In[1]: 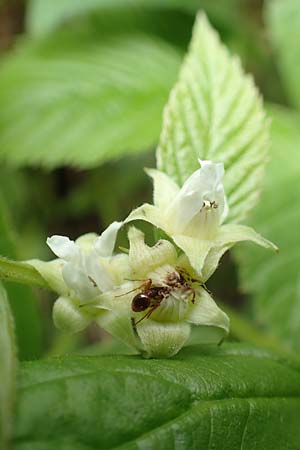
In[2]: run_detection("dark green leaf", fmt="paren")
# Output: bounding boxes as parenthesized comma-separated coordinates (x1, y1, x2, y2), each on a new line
(0, 284, 17, 450)
(0, 190, 43, 360)
(12, 344, 300, 450)
(234, 105, 300, 350)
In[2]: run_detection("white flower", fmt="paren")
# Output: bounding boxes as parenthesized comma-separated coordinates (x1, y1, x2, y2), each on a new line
(95, 227, 230, 358)
(28, 221, 127, 332)
(126, 160, 277, 279)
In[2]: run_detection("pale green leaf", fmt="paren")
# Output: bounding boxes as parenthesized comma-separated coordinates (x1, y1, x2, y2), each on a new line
(157, 13, 269, 223)
(0, 31, 181, 169)
(0, 284, 17, 450)
(234, 104, 300, 350)
(11, 344, 300, 449)
(265, 0, 300, 108)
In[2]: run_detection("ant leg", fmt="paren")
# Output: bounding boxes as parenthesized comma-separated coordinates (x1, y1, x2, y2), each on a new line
(191, 288, 196, 304)
(135, 304, 160, 325)
(114, 280, 152, 298)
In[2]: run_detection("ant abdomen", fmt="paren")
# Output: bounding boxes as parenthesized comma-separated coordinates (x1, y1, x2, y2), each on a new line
(131, 293, 151, 312)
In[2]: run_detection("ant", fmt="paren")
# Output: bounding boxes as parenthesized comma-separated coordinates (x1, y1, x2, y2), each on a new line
(129, 267, 204, 326)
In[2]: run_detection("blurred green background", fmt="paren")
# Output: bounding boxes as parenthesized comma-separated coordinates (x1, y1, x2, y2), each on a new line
(0, 0, 299, 360)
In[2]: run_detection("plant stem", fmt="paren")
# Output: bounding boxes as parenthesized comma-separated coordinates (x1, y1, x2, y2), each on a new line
(0, 257, 49, 290)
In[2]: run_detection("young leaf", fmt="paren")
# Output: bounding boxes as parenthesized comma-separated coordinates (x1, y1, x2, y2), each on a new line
(265, 0, 300, 108)
(0, 31, 181, 169)
(0, 284, 17, 450)
(12, 344, 300, 450)
(157, 13, 269, 223)
(234, 105, 300, 350)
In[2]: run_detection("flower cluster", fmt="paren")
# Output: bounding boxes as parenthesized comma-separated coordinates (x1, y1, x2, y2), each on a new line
(29, 160, 277, 358)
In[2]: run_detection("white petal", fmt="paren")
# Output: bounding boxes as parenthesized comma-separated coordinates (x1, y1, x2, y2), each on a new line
(145, 168, 179, 210)
(172, 235, 212, 277)
(128, 227, 177, 277)
(136, 320, 191, 358)
(47, 235, 81, 263)
(167, 160, 228, 233)
(186, 288, 230, 338)
(75, 233, 98, 252)
(62, 263, 98, 301)
(53, 296, 92, 333)
(84, 251, 114, 292)
(94, 221, 123, 257)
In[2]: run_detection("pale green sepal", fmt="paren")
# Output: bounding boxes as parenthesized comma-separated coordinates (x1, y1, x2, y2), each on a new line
(201, 244, 231, 282)
(128, 227, 177, 277)
(136, 320, 191, 358)
(145, 168, 179, 210)
(215, 224, 278, 251)
(125, 204, 164, 230)
(27, 259, 67, 296)
(186, 288, 230, 339)
(96, 292, 141, 352)
(201, 225, 278, 282)
(53, 297, 92, 333)
(189, 325, 227, 345)
(172, 235, 212, 277)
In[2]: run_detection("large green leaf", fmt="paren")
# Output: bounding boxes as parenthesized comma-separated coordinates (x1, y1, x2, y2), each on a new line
(265, 0, 300, 108)
(234, 105, 300, 350)
(0, 284, 17, 450)
(0, 31, 181, 169)
(12, 343, 300, 450)
(26, 0, 240, 37)
(157, 14, 269, 223)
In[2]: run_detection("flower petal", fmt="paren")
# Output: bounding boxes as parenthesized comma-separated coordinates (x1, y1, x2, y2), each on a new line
(84, 251, 114, 292)
(172, 235, 212, 277)
(53, 296, 92, 333)
(62, 263, 98, 301)
(186, 288, 230, 339)
(128, 227, 177, 277)
(145, 168, 179, 210)
(94, 221, 123, 257)
(167, 160, 228, 233)
(47, 235, 81, 263)
(136, 320, 191, 358)
(75, 233, 98, 252)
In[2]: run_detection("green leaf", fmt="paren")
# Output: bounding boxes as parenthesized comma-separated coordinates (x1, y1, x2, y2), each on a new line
(0, 284, 17, 450)
(157, 13, 269, 223)
(234, 105, 300, 350)
(12, 344, 300, 450)
(0, 31, 181, 169)
(0, 190, 44, 360)
(265, 0, 300, 108)
(26, 0, 238, 37)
